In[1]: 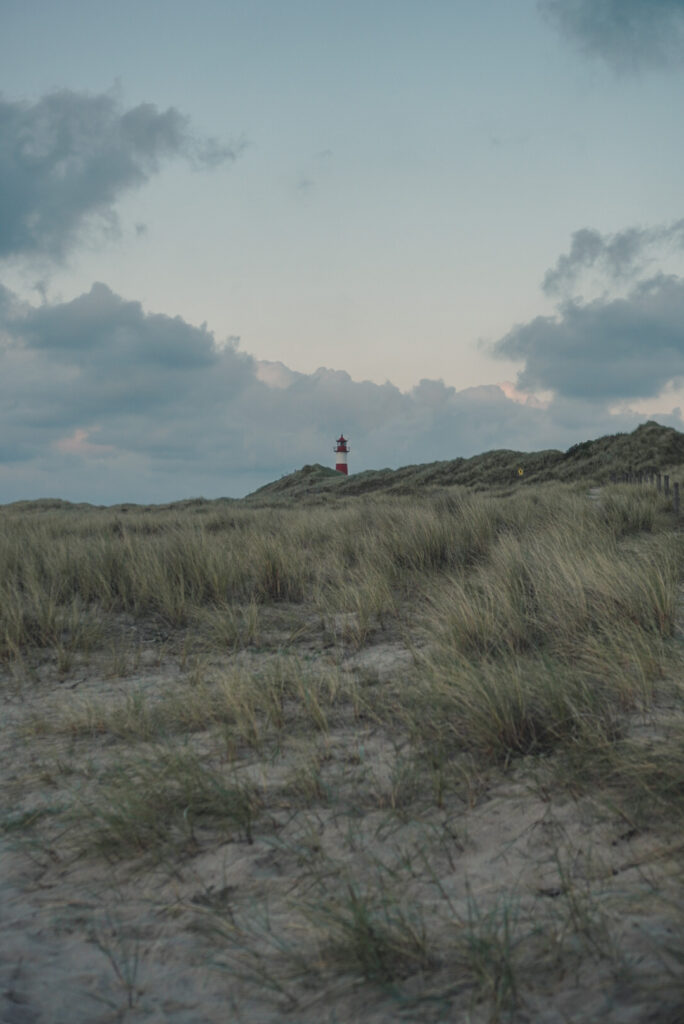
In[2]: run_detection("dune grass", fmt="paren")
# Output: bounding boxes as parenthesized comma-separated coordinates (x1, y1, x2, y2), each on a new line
(3, 481, 682, 791)
(1, 481, 673, 654)
(2, 477, 684, 1021)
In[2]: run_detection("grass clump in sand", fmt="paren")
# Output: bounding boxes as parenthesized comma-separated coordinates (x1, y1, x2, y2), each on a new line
(402, 498, 680, 769)
(71, 746, 262, 858)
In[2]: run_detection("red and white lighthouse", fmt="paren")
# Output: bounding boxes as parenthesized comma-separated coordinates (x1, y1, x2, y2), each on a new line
(334, 434, 350, 474)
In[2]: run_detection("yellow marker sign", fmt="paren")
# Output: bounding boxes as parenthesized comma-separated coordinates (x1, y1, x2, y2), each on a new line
(517, 467, 524, 477)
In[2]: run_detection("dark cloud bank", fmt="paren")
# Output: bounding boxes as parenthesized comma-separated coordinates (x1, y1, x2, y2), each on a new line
(539, 0, 684, 71)
(496, 274, 684, 401)
(0, 90, 240, 262)
(0, 278, 676, 504)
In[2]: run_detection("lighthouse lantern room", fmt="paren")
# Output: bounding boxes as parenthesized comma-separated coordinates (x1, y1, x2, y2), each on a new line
(334, 434, 350, 474)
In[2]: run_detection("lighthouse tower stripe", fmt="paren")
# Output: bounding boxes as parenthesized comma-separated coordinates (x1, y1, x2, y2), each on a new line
(334, 434, 349, 474)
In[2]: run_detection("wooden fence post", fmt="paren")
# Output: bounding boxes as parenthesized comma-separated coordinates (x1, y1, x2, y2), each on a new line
(657, 474, 662, 493)
(665, 474, 670, 496)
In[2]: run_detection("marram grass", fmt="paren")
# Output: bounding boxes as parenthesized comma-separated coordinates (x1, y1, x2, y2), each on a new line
(3, 479, 684, 1021)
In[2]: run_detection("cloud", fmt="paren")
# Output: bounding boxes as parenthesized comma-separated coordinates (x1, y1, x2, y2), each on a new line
(293, 149, 333, 199)
(543, 222, 684, 295)
(0, 89, 241, 262)
(539, 0, 684, 71)
(2, 282, 254, 444)
(54, 428, 115, 456)
(255, 360, 303, 389)
(495, 273, 684, 400)
(0, 279, 675, 503)
(498, 381, 549, 409)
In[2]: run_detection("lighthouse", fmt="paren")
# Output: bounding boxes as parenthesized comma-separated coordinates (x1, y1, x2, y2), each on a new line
(334, 434, 350, 474)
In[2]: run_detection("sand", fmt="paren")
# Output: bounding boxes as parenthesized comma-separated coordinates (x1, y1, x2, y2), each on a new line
(2, 629, 683, 1023)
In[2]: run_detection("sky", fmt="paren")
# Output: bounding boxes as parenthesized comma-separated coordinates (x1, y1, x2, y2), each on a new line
(3, 0, 684, 502)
